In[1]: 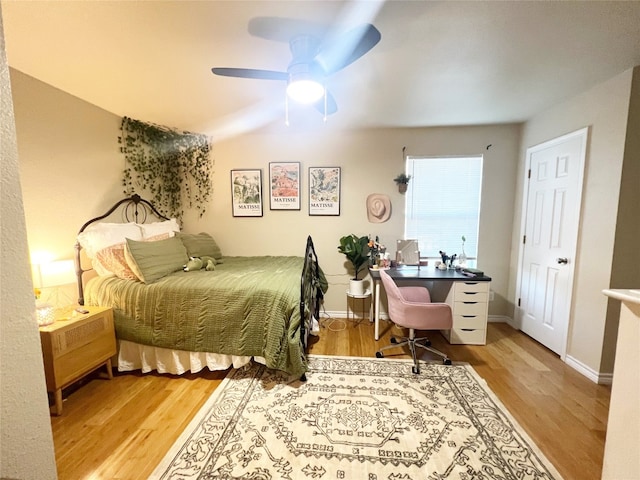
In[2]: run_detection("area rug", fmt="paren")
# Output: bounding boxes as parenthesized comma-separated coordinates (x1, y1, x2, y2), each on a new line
(151, 355, 563, 479)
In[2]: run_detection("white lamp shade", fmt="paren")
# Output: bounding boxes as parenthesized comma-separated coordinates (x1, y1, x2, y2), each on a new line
(33, 259, 76, 288)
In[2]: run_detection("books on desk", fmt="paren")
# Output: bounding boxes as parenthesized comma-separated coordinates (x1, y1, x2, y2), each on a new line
(461, 267, 484, 277)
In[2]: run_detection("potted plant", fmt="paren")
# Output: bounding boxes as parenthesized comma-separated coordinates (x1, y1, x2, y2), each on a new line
(394, 173, 411, 193)
(338, 234, 371, 294)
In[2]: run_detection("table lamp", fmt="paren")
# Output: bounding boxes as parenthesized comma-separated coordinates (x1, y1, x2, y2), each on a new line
(32, 259, 76, 325)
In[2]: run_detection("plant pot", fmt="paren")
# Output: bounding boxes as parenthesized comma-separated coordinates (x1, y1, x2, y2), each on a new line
(398, 183, 408, 194)
(349, 279, 365, 295)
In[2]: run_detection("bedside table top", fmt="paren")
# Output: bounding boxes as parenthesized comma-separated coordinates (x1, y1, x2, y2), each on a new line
(39, 305, 112, 332)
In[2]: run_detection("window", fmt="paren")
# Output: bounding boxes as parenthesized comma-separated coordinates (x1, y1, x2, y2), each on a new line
(404, 155, 483, 264)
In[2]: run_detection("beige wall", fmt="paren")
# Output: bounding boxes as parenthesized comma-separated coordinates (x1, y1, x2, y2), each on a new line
(10, 62, 638, 383)
(11, 68, 521, 320)
(12, 70, 123, 259)
(202, 125, 521, 315)
(0, 11, 57, 480)
(512, 68, 637, 380)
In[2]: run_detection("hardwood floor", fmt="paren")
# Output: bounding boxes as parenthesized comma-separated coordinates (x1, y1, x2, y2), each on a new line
(48, 320, 610, 480)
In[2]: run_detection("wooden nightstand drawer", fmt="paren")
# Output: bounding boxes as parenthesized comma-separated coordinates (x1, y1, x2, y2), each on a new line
(39, 306, 116, 415)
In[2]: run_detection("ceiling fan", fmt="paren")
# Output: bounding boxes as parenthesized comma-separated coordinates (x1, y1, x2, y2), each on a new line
(211, 17, 381, 117)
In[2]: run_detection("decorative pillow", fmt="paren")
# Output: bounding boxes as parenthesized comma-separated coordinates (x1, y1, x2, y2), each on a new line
(176, 232, 223, 260)
(124, 236, 188, 283)
(77, 222, 143, 259)
(94, 244, 138, 280)
(93, 233, 171, 279)
(138, 218, 180, 239)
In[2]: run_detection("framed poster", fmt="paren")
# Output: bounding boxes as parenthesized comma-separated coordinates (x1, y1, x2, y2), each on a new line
(309, 166, 341, 216)
(231, 169, 263, 217)
(269, 162, 300, 210)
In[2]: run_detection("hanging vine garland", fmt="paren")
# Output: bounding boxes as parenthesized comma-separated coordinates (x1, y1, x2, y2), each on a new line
(119, 116, 213, 221)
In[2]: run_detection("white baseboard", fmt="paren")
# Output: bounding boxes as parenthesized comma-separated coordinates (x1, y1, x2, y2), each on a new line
(320, 311, 388, 321)
(320, 310, 347, 320)
(564, 355, 613, 385)
(488, 315, 511, 323)
(320, 311, 375, 320)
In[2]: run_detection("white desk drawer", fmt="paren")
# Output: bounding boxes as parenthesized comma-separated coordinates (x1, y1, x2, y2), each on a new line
(455, 291, 488, 303)
(453, 314, 486, 329)
(443, 280, 491, 345)
(448, 327, 486, 345)
(454, 289, 489, 302)
(454, 282, 489, 294)
(454, 301, 487, 316)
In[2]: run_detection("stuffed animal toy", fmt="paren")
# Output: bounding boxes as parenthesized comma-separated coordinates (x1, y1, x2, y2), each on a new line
(183, 257, 203, 271)
(183, 256, 217, 272)
(201, 256, 217, 271)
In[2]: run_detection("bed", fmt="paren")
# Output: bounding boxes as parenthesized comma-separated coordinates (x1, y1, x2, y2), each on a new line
(75, 194, 326, 378)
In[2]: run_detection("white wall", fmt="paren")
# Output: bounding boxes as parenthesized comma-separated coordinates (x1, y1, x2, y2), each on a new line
(511, 68, 635, 380)
(0, 10, 57, 480)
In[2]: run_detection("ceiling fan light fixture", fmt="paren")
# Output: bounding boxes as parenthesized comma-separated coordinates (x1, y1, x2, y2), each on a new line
(286, 77, 325, 104)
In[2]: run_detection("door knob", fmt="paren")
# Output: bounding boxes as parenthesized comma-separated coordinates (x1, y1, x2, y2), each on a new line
(556, 257, 568, 264)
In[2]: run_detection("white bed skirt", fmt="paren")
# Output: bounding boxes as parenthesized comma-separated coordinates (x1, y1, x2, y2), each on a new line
(117, 340, 266, 375)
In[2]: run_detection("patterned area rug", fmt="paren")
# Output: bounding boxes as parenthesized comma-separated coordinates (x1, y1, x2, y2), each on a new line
(151, 355, 563, 479)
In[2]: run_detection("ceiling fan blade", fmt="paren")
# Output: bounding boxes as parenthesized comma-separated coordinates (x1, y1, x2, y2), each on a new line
(248, 16, 328, 43)
(315, 24, 381, 75)
(211, 67, 288, 81)
(313, 90, 338, 116)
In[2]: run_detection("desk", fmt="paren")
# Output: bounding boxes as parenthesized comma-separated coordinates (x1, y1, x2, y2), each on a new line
(369, 266, 492, 341)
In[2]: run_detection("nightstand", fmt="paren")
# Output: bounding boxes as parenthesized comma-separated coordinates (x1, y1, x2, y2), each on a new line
(39, 306, 116, 415)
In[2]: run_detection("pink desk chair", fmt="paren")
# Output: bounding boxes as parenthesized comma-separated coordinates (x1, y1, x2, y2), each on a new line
(376, 269, 453, 373)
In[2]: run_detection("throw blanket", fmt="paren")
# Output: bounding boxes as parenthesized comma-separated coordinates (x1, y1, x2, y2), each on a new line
(85, 256, 314, 376)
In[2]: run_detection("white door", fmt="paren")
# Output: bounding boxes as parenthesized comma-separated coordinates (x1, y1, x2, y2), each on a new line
(517, 128, 588, 356)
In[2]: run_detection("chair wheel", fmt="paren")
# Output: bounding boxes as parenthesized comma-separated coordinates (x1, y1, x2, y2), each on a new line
(443, 358, 452, 365)
(423, 339, 432, 347)
(376, 352, 384, 358)
(412, 366, 420, 374)
(390, 337, 398, 344)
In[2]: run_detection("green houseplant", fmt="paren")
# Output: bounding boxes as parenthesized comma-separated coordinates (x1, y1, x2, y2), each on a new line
(394, 173, 411, 193)
(338, 234, 371, 294)
(119, 116, 213, 222)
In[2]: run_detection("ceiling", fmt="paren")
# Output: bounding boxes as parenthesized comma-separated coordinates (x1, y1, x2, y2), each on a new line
(3, 1, 640, 140)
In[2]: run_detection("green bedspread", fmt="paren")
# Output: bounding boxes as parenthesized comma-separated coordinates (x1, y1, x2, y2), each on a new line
(84, 256, 313, 376)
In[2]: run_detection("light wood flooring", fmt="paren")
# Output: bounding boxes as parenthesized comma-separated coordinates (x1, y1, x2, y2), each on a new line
(48, 319, 610, 480)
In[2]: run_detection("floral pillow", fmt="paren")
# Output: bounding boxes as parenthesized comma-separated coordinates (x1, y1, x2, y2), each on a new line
(93, 233, 170, 280)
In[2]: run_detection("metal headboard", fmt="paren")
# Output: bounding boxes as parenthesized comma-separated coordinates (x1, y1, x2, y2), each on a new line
(75, 194, 170, 305)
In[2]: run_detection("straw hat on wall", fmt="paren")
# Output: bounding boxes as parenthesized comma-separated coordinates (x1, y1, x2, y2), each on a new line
(366, 193, 391, 223)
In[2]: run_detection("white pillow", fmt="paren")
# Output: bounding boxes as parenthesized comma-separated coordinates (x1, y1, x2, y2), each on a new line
(77, 222, 144, 259)
(137, 218, 180, 239)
